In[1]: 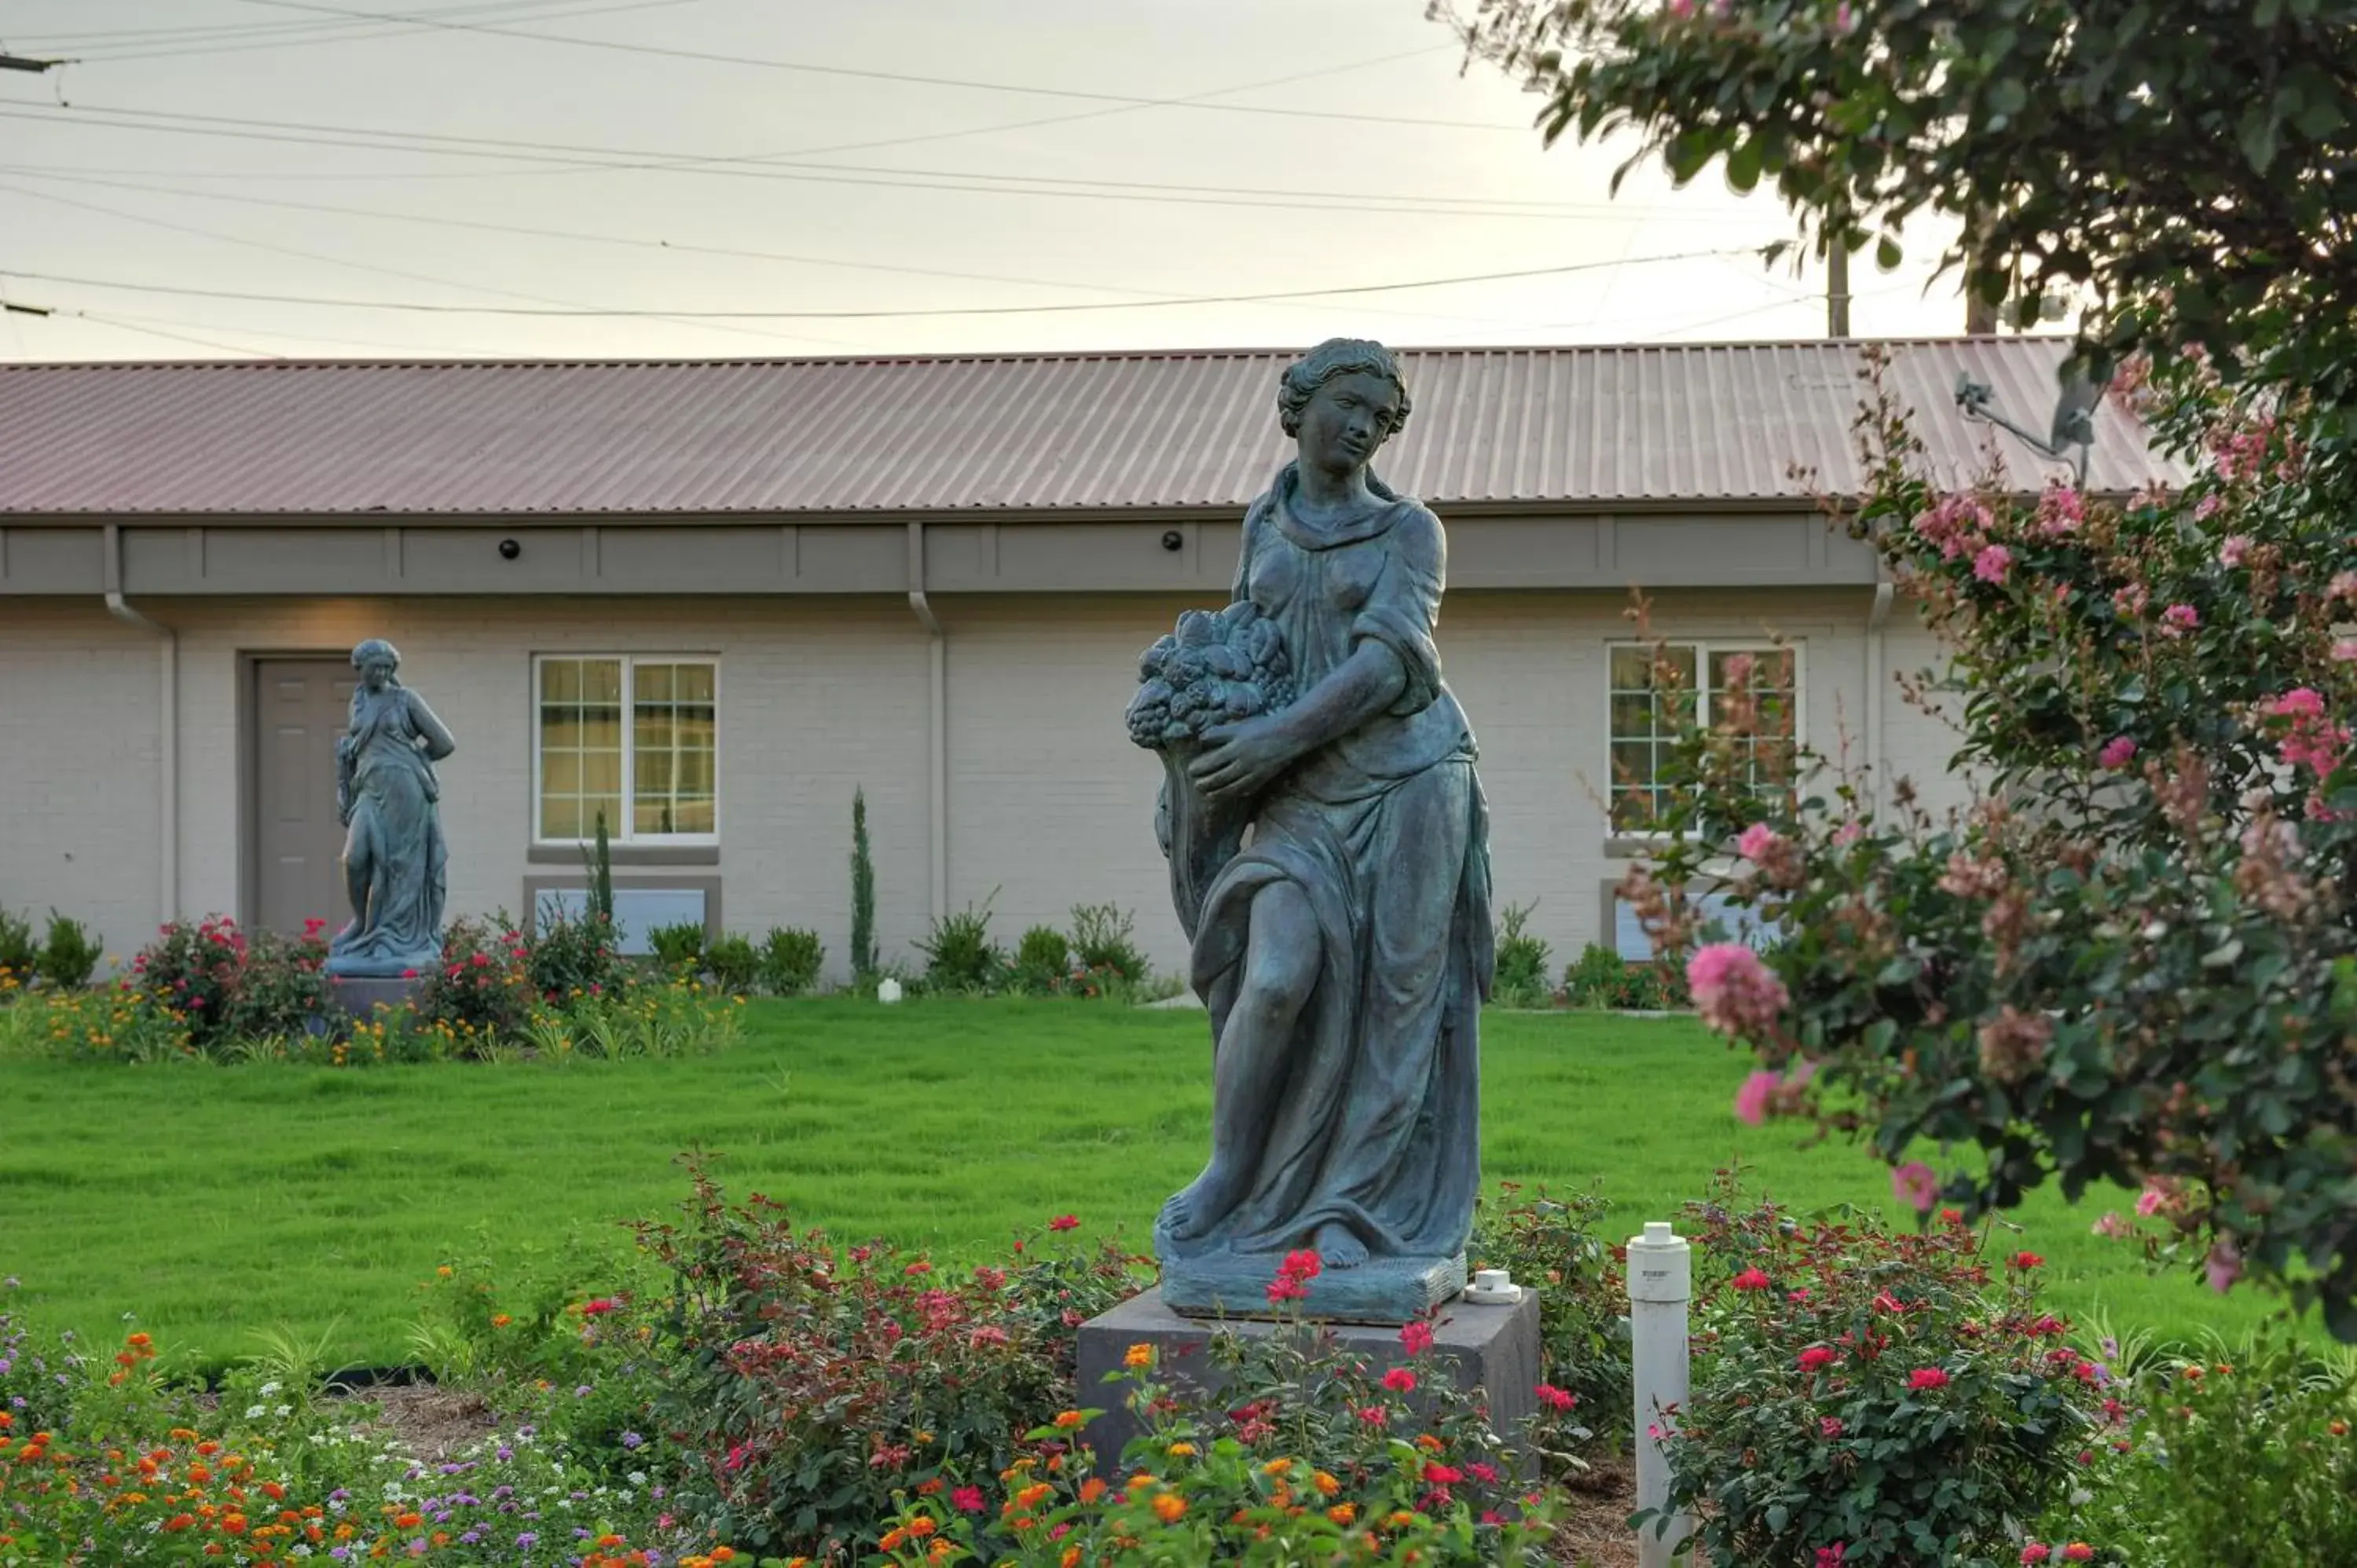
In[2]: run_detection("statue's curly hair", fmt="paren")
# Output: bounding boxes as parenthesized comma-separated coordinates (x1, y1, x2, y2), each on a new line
(350, 638, 404, 684)
(1275, 338, 1412, 440)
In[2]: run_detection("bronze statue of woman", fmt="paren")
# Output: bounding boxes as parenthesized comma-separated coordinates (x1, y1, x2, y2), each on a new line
(1149, 339, 1494, 1313)
(326, 638, 458, 978)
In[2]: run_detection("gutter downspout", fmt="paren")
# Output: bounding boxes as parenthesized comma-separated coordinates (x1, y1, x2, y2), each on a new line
(906, 522, 947, 925)
(102, 522, 178, 926)
(1866, 575, 1894, 819)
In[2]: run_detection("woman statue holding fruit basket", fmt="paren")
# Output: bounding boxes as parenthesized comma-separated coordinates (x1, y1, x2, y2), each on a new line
(1127, 339, 1494, 1301)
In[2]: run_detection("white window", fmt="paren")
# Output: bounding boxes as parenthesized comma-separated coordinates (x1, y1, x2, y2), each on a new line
(1607, 641, 1801, 831)
(533, 656, 718, 843)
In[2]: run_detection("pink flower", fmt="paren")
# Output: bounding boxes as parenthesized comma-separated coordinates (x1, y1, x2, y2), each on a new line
(1354, 1405, 1388, 1427)
(2333, 640, 2357, 663)
(1382, 1367, 1417, 1394)
(724, 1443, 750, 1472)
(904, 1261, 931, 1277)
(1819, 1416, 1843, 1438)
(1735, 822, 1785, 863)
(2269, 687, 2326, 719)
(401, 967, 420, 980)
(1890, 1160, 1939, 1214)
(2062, 1547, 2094, 1564)
(2034, 482, 2084, 537)
(2011, 1251, 2045, 1270)
(1665, 0, 1695, 16)
(2159, 603, 2199, 637)
(951, 1486, 985, 1514)
(1688, 943, 1789, 1040)
(1908, 1367, 1951, 1392)
(1730, 1267, 1773, 1291)
(1833, 819, 1864, 847)
(1047, 1214, 1080, 1232)
(1973, 544, 2014, 584)
(1534, 1383, 1577, 1413)
(2112, 583, 2149, 618)
(2193, 492, 2224, 521)
(1831, 2, 1854, 31)
(1798, 1346, 1838, 1373)
(2022, 1548, 2052, 1566)
(1732, 1069, 1778, 1126)
(2219, 533, 2252, 567)
(2135, 1181, 2168, 1218)
(2091, 1212, 2132, 1238)
(2097, 735, 2138, 770)
(2205, 1238, 2243, 1294)
(1399, 1320, 1435, 1357)
(1816, 1547, 1848, 1568)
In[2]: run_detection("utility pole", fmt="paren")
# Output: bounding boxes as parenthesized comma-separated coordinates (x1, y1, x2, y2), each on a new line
(1826, 243, 1851, 339)
(0, 51, 63, 73)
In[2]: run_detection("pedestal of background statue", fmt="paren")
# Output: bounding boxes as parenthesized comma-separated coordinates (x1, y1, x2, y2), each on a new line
(326, 975, 424, 1020)
(1073, 1286, 1541, 1476)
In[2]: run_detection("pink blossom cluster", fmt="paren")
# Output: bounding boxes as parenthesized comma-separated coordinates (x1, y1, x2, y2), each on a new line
(1688, 941, 1788, 1041)
(2218, 533, 2252, 568)
(2158, 603, 2201, 638)
(1910, 492, 1996, 562)
(2209, 415, 2277, 483)
(2264, 687, 2348, 778)
(2032, 482, 2084, 539)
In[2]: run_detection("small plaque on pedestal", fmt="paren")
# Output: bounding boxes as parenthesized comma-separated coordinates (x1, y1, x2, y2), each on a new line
(1158, 1251, 1466, 1325)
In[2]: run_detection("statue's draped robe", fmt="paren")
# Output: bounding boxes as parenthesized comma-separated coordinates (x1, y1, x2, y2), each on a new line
(1171, 463, 1494, 1262)
(330, 687, 449, 969)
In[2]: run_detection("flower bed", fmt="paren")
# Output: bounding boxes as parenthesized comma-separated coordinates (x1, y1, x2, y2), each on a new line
(0, 914, 742, 1066)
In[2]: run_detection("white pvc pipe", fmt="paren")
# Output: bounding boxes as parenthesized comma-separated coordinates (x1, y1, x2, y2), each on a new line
(104, 524, 178, 928)
(1629, 1220, 1694, 1568)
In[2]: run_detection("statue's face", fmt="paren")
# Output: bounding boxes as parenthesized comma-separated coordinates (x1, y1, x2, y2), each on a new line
(1296, 370, 1402, 479)
(360, 659, 395, 691)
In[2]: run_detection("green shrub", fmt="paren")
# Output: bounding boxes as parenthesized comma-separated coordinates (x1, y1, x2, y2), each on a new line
(631, 1160, 1139, 1561)
(0, 907, 38, 991)
(703, 932, 759, 994)
(412, 915, 531, 1051)
(918, 894, 1003, 992)
(1470, 1181, 1630, 1445)
(1492, 899, 1552, 1005)
(526, 899, 626, 1002)
(36, 910, 101, 991)
(1069, 901, 1148, 981)
(222, 925, 334, 1046)
(1006, 923, 1071, 995)
(2043, 1328, 2357, 1568)
(132, 915, 249, 1050)
(1563, 942, 1628, 1007)
(1644, 1178, 2104, 1566)
(850, 786, 878, 977)
(644, 919, 706, 975)
(757, 925, 825, 995)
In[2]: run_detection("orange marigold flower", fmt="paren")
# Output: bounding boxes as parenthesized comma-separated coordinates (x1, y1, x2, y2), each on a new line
(878, 1527, 907, 1552)
(1053, 1409, 1087, 1431)
(1060, 1549, 1081, 1568)
(1328, 1504, 1356, 1526)
(1124, 1343, 1155, 1369)
(1127, 1473, 1157, 1493)
(1016, 1482, 1053, 1511)
(1153, 1493, 1188, 1523)
(1313, 1470, 1340, 1497)
(1080, 1478, 1108, 1504)
(1262, 1458, 1293, 1476)
(195, 1442, 220, 1456)
(394, 1512, 422, 1529)
(490, 1314, 513, 1328)
(915, 1478, 943, 1497)
(906, 1517, 937, 1539)
(1166, 1442, 1196, 1458)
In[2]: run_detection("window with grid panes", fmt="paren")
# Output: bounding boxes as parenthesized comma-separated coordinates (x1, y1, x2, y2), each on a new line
(1607, 643, 1799, 830)
(534, 656, 717, 841)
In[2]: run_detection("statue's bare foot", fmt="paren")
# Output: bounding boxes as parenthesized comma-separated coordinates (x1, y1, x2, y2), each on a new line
(1315, 1221, 1368, 1269)
(1158, 1160, 1243, 1242)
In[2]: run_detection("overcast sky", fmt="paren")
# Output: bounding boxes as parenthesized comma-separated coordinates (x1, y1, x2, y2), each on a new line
(0, 0, 1985, 362)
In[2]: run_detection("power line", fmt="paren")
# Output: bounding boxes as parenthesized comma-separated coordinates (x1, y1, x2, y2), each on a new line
(12, 0, 643, 46)
(58, 0, 709, 64)
(0, 247, 1762, 320)
(218, 2, 1528, 132)
(0, 45, 1493, 189)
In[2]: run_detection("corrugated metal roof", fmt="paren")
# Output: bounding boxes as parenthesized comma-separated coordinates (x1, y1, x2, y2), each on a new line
(0, 339, 2183, 518)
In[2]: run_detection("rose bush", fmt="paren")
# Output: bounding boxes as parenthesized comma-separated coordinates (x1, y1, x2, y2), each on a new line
(1639, 1178, 2107, 1566)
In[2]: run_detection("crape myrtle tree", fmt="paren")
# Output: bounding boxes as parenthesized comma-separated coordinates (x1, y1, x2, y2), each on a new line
(1436, 0, 2357, 1337)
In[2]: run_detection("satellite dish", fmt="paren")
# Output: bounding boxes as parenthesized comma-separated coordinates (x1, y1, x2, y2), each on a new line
(2049, 373, 2102, 452)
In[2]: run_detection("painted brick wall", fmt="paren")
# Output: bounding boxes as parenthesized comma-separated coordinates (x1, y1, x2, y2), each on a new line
(3, 580, 1932, 991)
(0, 602, 167, 965)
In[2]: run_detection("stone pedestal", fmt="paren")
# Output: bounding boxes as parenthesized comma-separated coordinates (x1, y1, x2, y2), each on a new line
(1073, 1285, 1542, 1476)
(326, 975, 423, 1020)
(1160, 1251, 1464, 1323)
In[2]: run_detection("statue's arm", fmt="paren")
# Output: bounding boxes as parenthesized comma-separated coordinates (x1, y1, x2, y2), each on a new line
(1269, 642, 1409, 760)
(407, 691, 458, 760)
(1345, 506, 1446, 717)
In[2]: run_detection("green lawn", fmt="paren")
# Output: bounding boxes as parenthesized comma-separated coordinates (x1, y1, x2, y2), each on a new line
(0, 1000, 2288, 1371)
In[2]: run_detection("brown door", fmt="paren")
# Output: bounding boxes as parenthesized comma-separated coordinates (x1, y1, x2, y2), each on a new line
(252, 659, 357, 936)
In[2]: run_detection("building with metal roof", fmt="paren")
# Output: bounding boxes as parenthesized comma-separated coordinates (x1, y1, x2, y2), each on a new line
(0, 337, 2175, 982)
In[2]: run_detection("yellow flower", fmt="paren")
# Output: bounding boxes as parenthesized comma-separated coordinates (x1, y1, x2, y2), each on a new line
(1165, 1442, 1196, 1458)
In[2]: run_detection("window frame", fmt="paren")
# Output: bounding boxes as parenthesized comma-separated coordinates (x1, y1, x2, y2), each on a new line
(1604, 638, 1807, 837)
(530, 652, 721, 848)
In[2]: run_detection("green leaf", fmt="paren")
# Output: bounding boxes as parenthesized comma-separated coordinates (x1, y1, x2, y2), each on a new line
(2239, 104, 2283, 174)
(1986, 78, 2027, 120)
(1727, 133, 1763, 194)
(1875, 235, 1904, 271)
